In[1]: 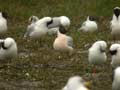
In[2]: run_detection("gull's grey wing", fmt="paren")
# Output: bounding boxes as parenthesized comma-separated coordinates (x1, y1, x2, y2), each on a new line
(24, 25, 35, 38)
(67, 36, 73, 47)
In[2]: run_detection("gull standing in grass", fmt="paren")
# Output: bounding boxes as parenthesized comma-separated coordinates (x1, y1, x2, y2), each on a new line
(78, 16, 98, 32)
(53, 25, 73, 53)
(0, 12, 8, 34)
(88, 41, 107, 74)
(112, 67, 120, 90)
(62, 76, 90, 90)
(24, 16, 54, 40)
(47, 16, 70, 35)
(0, 37, 17, 60)
(110, 7, 120, 41)
(109, 44, 120, 68)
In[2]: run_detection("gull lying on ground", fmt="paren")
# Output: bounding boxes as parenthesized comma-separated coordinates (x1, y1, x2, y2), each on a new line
(53, 25, 73, 53)
(78, 16, 98, 32)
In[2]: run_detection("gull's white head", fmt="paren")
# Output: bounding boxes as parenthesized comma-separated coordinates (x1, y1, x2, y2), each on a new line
(60, 16, 70, 29)
(110, 44, 120, 56)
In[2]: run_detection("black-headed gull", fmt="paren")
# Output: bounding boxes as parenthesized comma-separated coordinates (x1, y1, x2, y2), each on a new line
(0, 12, 7, 34)
(111, 7, 120, 41)
(48, 16, 70, 35)
(0, 37, 17, 60)
(78, 16, 98, 32)
(109, 44, 120, 68)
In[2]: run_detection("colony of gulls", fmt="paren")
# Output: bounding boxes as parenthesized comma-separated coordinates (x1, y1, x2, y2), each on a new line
(0, 6, 120, 90)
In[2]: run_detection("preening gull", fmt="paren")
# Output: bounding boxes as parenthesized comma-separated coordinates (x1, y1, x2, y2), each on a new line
(24, 16, 54, 40)
(0, 37, 17, 60)
(78, 16, 97, 32)
(62, 76, 90, 90)
(109, 44, 120, 68)
(110, 7, 120, 41)
(47, 16, 70, 35)
(24, 15, 39, 38)
(88, 41, 107, 73)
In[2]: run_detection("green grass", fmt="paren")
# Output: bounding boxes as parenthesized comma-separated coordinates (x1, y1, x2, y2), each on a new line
(0, 0, 118, 90)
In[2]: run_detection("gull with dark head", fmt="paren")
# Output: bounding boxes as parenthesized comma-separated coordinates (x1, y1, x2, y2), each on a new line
(0, 12, 8, 34)
(47, 16, 70, 35)
(0, 37, 17, 60)
(78, 16, 98, 32)
(110, 44, 120, 68)
(111, 7, 120, 41)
